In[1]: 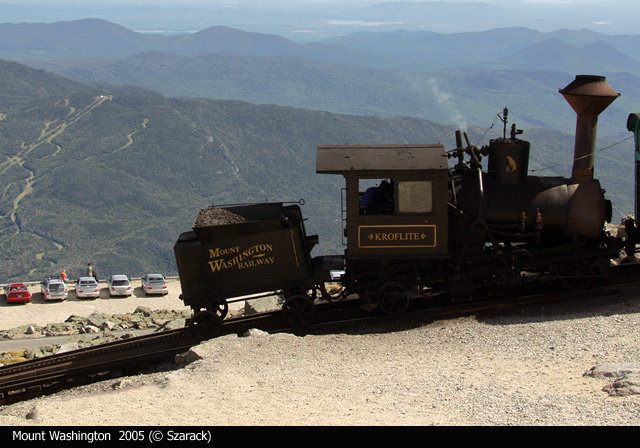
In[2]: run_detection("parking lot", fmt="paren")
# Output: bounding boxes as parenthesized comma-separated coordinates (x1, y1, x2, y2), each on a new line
(0, 277, 192, 330)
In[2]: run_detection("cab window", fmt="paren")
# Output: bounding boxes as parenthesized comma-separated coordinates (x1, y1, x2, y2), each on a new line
(358, 178, 394, 215)
(398, 180, 433, 214)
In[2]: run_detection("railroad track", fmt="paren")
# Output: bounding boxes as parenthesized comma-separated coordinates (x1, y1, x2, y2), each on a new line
(2, 263, 640, 405)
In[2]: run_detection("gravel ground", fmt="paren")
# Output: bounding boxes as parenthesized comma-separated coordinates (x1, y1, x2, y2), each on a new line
(1, 282, 640, 426)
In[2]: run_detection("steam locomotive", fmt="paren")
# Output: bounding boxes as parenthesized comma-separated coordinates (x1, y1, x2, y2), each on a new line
(174, 74, 640, 327)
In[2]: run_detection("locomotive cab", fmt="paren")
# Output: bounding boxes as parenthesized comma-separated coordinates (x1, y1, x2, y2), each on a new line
(317, 144, 449, 259)
(317, 144, 450, 309)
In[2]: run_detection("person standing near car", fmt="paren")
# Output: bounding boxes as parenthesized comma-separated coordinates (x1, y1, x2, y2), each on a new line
(60, 269, 67, 282)
(87, 263, 94, 277)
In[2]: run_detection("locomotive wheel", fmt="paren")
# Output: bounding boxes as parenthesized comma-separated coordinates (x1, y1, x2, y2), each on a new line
(282, 295, 316, 328)
(190, 310, 223, 334)
(206, 300, 229, 320)
(557, 259, 594, 290)
(377, 282, 411, 315)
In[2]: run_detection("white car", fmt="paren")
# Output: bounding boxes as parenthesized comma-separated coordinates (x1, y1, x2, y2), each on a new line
(40, 277, 68, 301)
(75, 277, 100, 299)
(141, 274, 168, 296)
(107, 274, 132, 297)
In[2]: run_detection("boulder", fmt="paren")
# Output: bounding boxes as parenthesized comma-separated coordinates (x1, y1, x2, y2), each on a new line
(24, 348, 45, 359)
(584, 362, 640, 379)
(25, 406, 39, 421)
(175, 349, 203, 365)
(65, 315, 87, 323)
(43, 323, 76, 337)
(7, 325, 41, 338)
(603, 375, 640, 396)
(134, 306, 153, 317)
(55, 342, 80, 354)
(175, 335, 236, 365)
(586, 362, 640, 396)
(157, 318, 186, 331)
(241, 328, 270, 337)
(87, 314, 106, 329)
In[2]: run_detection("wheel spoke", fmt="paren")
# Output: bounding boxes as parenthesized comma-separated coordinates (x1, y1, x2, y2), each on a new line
(557, 259, 593, 290)
(282, 295, 316, 328)
(377, 282, 411, 315)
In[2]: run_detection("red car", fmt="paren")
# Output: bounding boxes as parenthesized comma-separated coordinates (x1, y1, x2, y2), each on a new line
(5, 282, 32, 304)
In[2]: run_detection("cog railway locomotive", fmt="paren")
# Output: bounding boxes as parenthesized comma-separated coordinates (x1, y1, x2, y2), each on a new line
(174, 75, 640, 328)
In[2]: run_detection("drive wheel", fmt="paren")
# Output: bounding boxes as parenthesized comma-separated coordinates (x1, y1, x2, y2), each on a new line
(207, 299, 229, 319)
(377, 281, 411, 315)
(190, 310, 223, 335)
(282, 295, 316, 328)
(557, 259, 594, 291)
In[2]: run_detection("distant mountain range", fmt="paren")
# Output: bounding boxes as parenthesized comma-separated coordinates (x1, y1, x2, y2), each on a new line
(3, 0, 640, 38)
(5, 19, 640, 73)
(0, 19, 341, 62)
(9, 19, 639, 137)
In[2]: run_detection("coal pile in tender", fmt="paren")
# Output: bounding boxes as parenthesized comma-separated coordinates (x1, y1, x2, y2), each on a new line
(193, 207, 248, 228)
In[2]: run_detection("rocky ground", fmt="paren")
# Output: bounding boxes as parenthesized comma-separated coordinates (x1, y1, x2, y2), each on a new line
(1, 279, 640, 426)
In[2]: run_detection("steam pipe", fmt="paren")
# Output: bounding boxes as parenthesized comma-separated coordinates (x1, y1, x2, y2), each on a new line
(571, 114, 599, 181)
(559, 75, 620, 182)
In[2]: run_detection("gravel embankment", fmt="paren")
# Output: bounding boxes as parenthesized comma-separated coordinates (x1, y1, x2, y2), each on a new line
(1, 282, 640, 426)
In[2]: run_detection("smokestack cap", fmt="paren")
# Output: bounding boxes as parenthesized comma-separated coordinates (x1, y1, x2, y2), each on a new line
(559, 75, 620, 116)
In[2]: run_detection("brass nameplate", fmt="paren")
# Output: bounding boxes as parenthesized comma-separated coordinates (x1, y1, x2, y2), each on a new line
(358, 225, 436, 248)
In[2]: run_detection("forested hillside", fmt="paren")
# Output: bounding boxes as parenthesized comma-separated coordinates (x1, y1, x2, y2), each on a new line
(0, 60, 458, 281)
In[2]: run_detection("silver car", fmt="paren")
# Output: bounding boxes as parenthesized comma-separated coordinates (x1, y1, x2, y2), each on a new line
(40, 277, 68, 301)
(141, 274, 168, 296)
(107, 274, 132, 297)
(75, 277, 100, 299)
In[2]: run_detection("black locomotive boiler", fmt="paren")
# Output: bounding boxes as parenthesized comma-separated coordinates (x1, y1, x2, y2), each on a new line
(175, 74, 634, 327)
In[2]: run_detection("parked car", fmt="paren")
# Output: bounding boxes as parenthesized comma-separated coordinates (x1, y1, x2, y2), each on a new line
(40, 277, 68, 301)
(107, 275, 132, 297)
(75, 277, 100, 299)
(5, 282, 32, 304)
(141, 274, 168, 296)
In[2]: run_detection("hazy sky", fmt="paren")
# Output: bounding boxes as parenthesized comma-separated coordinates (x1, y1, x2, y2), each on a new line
(4, 0, 630, 37)
(6, 0, 617, 3)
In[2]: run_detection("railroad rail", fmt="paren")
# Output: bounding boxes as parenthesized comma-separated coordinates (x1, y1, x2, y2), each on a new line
(1, 262, 640, 405)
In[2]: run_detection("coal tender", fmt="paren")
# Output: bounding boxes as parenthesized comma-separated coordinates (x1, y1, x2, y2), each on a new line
(174, 202, 325, 328)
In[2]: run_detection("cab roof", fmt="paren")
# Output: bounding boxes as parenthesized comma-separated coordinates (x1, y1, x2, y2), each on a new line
(316, 144, 447, 174)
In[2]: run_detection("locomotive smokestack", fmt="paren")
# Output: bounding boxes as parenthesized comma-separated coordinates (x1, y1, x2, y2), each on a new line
(559, 75, 620, 182)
